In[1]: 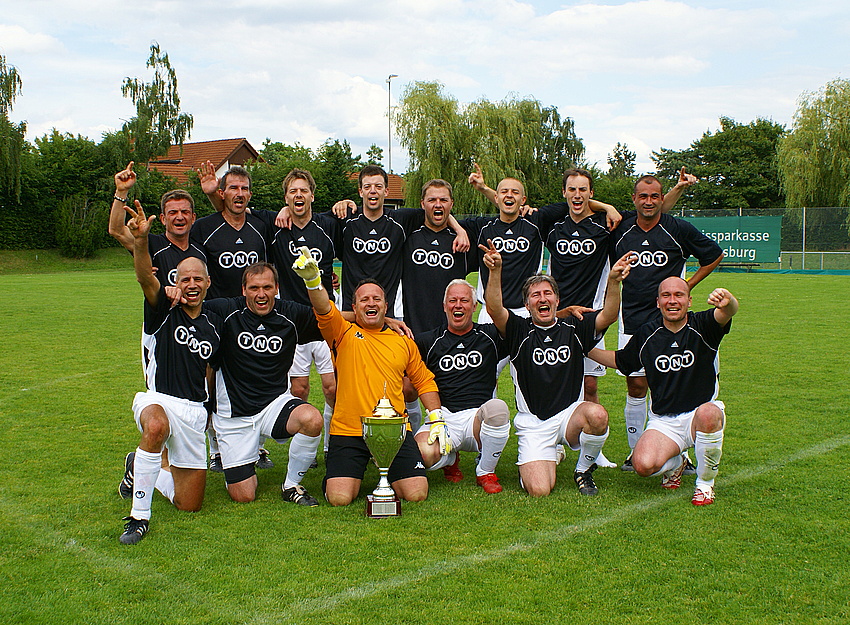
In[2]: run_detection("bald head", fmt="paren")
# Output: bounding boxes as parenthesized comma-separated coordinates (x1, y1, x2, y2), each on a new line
(657, 276, 689, 297)
(177, 257, 209, 280)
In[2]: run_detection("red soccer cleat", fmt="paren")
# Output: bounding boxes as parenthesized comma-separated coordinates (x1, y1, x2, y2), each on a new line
(476, 473, 503, 494)
(443, 454, 463, 483)
(691, 486, 716, 506)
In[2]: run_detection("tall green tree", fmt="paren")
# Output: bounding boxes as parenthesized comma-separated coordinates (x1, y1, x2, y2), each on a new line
(652, 116, 786, 212)
(607, 142, 636, 179)
(394, 81, 584, 213)
(314, 139, 359, 211)
(777, 78, 850, 245)
(0, 54, 26, 200)
(120, 42, 193, 166)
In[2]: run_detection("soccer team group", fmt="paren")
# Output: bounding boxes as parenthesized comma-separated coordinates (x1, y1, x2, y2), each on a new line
(108, 158, 738, 545)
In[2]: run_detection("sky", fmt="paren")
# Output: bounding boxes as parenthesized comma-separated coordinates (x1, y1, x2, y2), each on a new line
(2, 0, 849, 177)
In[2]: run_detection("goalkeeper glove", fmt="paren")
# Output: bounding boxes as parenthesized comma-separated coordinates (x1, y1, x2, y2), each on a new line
(426, 408, 452, 455)
(291, 246, 322, 289)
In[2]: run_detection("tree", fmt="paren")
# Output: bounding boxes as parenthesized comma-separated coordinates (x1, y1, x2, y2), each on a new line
(394, 81, 585, 213)
(365, 143, 384, 167)
(120, 42, 193, 166)
(314, 139, 358, 211)
(777, 78, 850, 245)
(607, 142, 636, 179)
(0, 54, 26, 200)
(653, 116, 786, 212)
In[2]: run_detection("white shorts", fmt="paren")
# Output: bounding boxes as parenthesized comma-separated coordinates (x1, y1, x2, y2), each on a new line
(617, 323, 644, 377)
(416, 407, 481, 453)
(514, 400, 583, 465)
(213, 391, 305, 469)
(584, 336, 607, 377)
(132, 391, 208, 469)
(289, 340, 334, 377)
(646, 400, 725, 452)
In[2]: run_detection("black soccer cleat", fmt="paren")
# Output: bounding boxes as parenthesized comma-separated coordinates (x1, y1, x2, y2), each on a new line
(574, 463, 599, 496)
(119, 451, 135, 500)
(119, 516, 149, 545)
(256, 447, 275, 470)
(281, 484, 319, 507)
(209, 454, 223, 473)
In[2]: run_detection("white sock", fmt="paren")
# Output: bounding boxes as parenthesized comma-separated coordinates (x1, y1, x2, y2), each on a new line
(624, 395, 647, 449)
(155, 468, 175, 503)
(477, 422, 509, 476)
(130, 447, 161, 521)
(322, 403, 333, 453)
(406, 400, 422, 433)
(651, 454, 683, 477)
(576, 429, 608, 473)
(695, 430, 724, 490)
(284, 433, 320, 489)
(429, 451, 457, 471)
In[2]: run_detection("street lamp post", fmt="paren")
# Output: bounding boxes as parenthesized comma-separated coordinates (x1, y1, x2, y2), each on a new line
(386, 74, 398, 174)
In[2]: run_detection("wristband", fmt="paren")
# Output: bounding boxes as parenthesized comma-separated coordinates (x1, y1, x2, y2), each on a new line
(114, 195, 128, 203)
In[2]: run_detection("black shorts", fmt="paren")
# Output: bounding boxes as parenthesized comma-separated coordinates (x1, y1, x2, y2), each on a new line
(324, 432, 426, 483)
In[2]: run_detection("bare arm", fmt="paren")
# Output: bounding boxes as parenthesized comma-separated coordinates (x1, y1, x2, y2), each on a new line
(708, 287, 739, 327)
(108, 162, 137, 251)
(447, 214, 469, 252)
(468, 162, 498, 207)
(687, 252, 723, 290)
(479, 239, 509, 335)
(125, 201, 161, 307)
(661, 166, 698, 212)
(198, 160, 224, 212)
(588, 347, 617, 369)
(419, 391, 441, 413)
(595, 251, 634, 332)
(589, 199, 622, 230)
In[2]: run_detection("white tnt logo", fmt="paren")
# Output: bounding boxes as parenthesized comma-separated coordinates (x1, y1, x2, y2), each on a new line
(438, 351, 483, 371)
(556, 239, 596, 256)
(219, 250, 259, 269)
(532, 346, 571, 365)
(491, 236, 530, 254)
(353, 237, 391, 254)
(288, 242, 323, 263)
(174, 326, 213, 359)
(412, 248, 454, 269)
(654, 350, 695, 372)
(630, 250, 669, 267)
(237, 332, 284, 354)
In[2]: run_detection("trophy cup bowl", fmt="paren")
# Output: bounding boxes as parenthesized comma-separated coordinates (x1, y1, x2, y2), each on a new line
(361, 396, 408, 518)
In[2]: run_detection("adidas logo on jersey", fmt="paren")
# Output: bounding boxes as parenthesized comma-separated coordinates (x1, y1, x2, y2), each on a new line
(430, 239, 439, 246)
(369, 229, 378, 235)
(506, 229, 514, 235)
(236, 238, 244, 244)
(415, 462, 425, 470)
(257, 324, 266, 331)
(572, 232, 580, 237)
(457, 343, 465, 349)
(297, 236, 306, 242)
(641, 240, 649, 246)
(544, 336, 552, 343)
(671, 341, 678, 347)
(355, 331, 365, 339)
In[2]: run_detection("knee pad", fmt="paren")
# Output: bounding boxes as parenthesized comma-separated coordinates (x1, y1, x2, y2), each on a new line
(224, 462, 256, 485)
(477, 398, 510, 427)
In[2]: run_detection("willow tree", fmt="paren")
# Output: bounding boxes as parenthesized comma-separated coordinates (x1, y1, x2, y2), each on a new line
(394, 81, 584, 213)
(778, 78, 850, 243)
(121, 42, 193, 165)
(0, 55, 26, 200)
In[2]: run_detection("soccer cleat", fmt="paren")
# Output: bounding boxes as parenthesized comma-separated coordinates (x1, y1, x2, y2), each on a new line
(595, 451, 618, 468)
(309, 459, 319, 470)
(209, 454, 223, 473)
(661, 456, 686, 490)
(118, 451, 135, 499)
(281, 484, 319, 507)
(476, 473, 503, 494)
(256, 447, 275, 469)
(443, 454, 463, 483)
(555, 444, 566, 465)
(682, 452, 696, 476)
(119, 516, 149, 545)
(620, 456, 635, 472)
(574, 463, 599, 496)
(692, 486, 715, 506)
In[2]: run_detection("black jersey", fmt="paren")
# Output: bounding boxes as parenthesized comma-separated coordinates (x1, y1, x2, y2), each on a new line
(339, 208, 424, 313)
(544, 208, 611, 309)
(204, 297, 323, 417)
(401, 225, 476, 335)
(503, 310, 600, 420)
(189, 212, 270, 299)
(615, 310, 731, 416)
(146, 234, 208, 287)
(253, 210, 339, 306)
(612, 212, 722, 334)
(141, 287, 222, 403)
(468, 205, 569, 309)
(415, 323, 506, 413)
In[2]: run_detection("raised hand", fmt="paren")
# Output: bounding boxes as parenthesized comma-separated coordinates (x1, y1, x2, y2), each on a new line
(198, 160, 219, 195)
(468, 161, 485, 189)
(478, 238, 501, 270)
(124, 200, 156, 238)
(609, 251, 636, 282)
(115, 162, 136, 194)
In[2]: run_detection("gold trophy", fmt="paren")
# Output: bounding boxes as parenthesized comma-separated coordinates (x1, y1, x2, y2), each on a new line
(361, 388, 408, 518)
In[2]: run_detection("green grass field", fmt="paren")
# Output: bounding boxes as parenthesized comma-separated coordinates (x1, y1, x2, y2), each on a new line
(1, 267, 848, 625)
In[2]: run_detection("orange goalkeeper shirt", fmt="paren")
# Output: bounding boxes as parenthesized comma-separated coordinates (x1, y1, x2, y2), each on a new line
(316, 303, 438, 437)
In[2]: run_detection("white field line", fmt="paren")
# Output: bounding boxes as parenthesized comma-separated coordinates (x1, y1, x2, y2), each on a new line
(253, 434, 850, 624)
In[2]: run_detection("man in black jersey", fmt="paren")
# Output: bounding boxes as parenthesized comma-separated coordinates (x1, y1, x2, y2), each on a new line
(481, 240, 634, 497)
(612, 176, 723, 469)
(108, 162, 206, 286)
(117, 202, 222, 545)
(204, 262, 324, 506)
(589, 277, 738, 506)
(414, 279, 510, 493)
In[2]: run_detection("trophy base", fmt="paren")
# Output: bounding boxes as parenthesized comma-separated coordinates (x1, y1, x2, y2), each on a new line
(366, 494, 401, 518)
